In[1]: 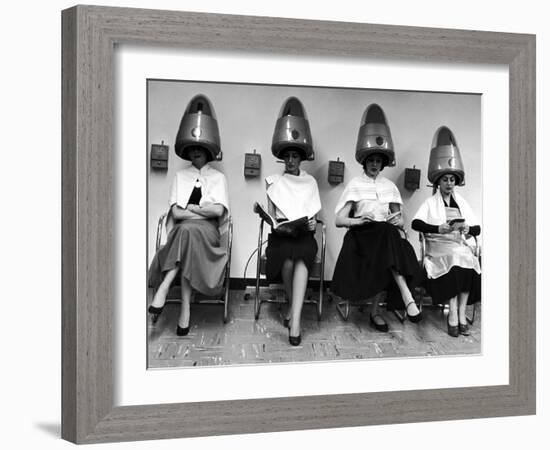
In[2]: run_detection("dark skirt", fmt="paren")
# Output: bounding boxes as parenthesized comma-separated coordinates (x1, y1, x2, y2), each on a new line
(147, 219, 228, 296)
(331, 222, 422, 310)
(425, 266, 481, 305)
(265, 230, 318, 283)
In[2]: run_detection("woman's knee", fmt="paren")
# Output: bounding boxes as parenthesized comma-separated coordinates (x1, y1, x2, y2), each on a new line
(282, 259, 295, 270)
(293, 259, 309, 277)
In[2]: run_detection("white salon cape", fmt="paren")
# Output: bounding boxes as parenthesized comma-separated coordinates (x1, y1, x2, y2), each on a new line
(167, 163, 230, 235)
(265, 170, 321, 221)
(413, 190, 481, 279)
(334, 173, 402, 221)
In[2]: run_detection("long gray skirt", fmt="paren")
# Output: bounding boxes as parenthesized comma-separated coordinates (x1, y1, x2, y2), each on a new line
(148, 219, 228, 296)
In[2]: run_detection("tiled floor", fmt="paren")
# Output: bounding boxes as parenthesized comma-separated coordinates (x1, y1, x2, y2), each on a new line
(147, 288, 481, 368)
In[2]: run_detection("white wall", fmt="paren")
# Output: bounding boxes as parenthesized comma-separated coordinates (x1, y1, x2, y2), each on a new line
(148, 80, 481, 278)
(1, 1, 546, 449)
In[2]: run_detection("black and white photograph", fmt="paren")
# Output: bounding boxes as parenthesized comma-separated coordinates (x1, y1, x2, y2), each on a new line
(3, 0, 544, 448)
(146, 80, 482, 368)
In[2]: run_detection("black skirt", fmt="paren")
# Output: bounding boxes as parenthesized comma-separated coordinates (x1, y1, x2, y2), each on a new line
(265, 230, 318, 283)
(425, 266, 481, 305)
(331, 221, 422, 310)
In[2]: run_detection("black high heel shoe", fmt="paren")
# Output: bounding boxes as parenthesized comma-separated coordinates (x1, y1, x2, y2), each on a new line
(405, 301, 423, 323)
(176, 325, 190, 336)
(458, 322, 470, 336)
(369, 313, 389, 332)
(288, 332, 301, 346)
(148, 304, 165, 324)
(283, 318, 290, 329)
(447, 317, 459, 338)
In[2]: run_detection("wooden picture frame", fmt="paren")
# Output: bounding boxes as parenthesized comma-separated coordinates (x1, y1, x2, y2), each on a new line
(61, 5, 536, 444)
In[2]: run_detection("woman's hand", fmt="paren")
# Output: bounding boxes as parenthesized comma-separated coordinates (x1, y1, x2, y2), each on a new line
(307, 218, 317, 232)
(388, 214, 404, 228)
(186, 203, 224, 218)
(171, 204, 202, 221)
(350, 214, 373, 227)
(438, 223, 453, 234)
(335, 202, 373, 228)
(458, 223, 470, 235)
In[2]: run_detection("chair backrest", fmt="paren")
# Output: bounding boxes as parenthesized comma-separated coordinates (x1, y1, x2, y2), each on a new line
(219, 216, 233, 252)
(156, 213, 169, 252)
(418, 232, 426, 264)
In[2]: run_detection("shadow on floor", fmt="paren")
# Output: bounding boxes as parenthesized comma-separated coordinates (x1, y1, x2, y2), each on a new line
(35, 422, 61, 438)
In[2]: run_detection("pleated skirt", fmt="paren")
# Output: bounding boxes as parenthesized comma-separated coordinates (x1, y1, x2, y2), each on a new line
(331, 221, 422, 310)
(147, 219, 228, 296)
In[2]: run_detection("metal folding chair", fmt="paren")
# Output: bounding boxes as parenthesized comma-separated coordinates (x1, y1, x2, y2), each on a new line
(333, 227, 410, 323)
(418, 231, 480, 324)
(251, 218, 327, 321)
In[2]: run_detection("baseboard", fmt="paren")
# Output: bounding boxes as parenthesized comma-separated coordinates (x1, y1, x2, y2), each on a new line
(230, 278, 332, 290)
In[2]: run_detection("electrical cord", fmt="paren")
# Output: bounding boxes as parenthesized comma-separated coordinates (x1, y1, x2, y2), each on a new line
(243, 239, 268, 280)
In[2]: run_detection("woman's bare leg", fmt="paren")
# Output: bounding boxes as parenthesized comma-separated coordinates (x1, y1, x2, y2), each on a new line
(289, 260, 308, 338)
(281, 259, 295, 321)
(448, 296, 458, 326)
(458, 291, 470, 324)
(178, 276, 192, 328)
(391, 269, 420, 316)
(150, 267, 178, 308)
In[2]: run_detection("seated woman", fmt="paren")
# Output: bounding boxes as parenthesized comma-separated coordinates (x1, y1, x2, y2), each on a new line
(332, 104, 422, 332)
(147, 95, 230, 336)
(412, 126, 481, 337)
(264, 97, 321, 346)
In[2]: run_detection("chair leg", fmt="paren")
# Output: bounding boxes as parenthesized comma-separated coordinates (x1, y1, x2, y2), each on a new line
(223, 280, 229, 324)
(393, 310, 405, 323)
(317, 282, 324, 321)
(254, 283, 261, 320)
(336, 299, 350, 321)
(254, 221, 264, 320)
(416, 288, 424, 313)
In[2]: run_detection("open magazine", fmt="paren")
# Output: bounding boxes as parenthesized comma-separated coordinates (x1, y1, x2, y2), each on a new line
(448, 218, 466, 227)
(253, 202, 309, 237)
(445, 207, 466, 229)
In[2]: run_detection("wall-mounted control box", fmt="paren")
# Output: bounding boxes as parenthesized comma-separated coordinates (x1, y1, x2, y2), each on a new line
(404, 166, 421, 190)
(244, 150, 261, 177)
(150, 142, 169, 170)
(328, 159, 345, 185)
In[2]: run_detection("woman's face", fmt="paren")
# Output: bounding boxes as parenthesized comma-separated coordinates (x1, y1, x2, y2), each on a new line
(282, 149, 302, 175)
(188, 147, 208, 169)
(364, 154, 384, 178)
(438, 173, 456, 195)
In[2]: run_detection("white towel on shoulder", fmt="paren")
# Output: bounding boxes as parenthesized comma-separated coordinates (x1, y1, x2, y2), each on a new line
(265, 170, 321, 221)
